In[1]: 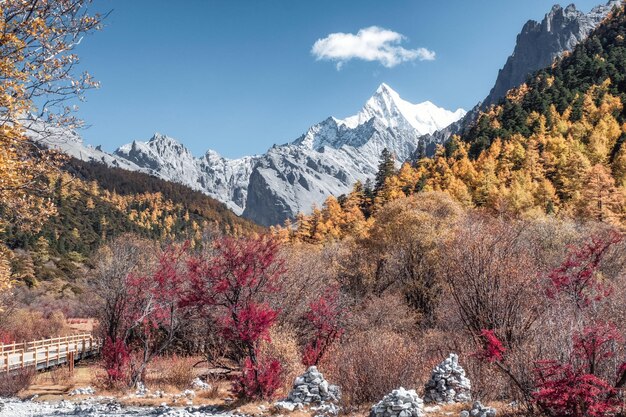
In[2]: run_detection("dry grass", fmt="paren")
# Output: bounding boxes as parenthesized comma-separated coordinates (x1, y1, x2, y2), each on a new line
(260, 326, 305, 396)
(323, 330, 424, 408)
(233, 400, 273, 416)
(196, 374, 222, 399)
(48, 366, 73, 385)
(0, 368, 36, 396)
(146, 355, 197, 390)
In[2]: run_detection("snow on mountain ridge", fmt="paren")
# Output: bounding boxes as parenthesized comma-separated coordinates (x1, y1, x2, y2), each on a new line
(295, 83, 465, 151)
(342, 83, 466, 135)
(34, 83, 465, 225)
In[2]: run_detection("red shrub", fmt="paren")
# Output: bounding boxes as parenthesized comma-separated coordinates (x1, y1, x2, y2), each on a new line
(573, 323, 622, 375)
(232, 356, 283, 400)
(533, 361, 619, 417)
(221, 302, 278, 345)
(184, 235, 285, 399)
(546, 232, 621, 309)
(301, 287, 346, 366)
(102, 337, 129, 383)
(474, 329, 506, 363)
(533, 325, 623, 417)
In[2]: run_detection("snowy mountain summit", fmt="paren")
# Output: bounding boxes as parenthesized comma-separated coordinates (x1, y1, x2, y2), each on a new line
(343, 83, 465, 134)
(37, 83, 465, 226)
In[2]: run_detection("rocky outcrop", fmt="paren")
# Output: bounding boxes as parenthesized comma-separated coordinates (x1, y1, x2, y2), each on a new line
(414, 0, 619, 151)
(424, 353, 471, 404)
(369, 388, 425, 417)
(482, 0, 620, 109)
(460, 401, 497, 417)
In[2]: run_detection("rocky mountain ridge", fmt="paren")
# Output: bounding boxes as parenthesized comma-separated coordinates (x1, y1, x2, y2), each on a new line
(419, 0, 620, 148)
(483, 0, 621, 109)
(37, 84, 465, 226)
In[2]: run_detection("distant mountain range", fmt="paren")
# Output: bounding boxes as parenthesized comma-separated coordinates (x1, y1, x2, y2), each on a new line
(32, 0, 620, 226)
(36, 84, 464, 226)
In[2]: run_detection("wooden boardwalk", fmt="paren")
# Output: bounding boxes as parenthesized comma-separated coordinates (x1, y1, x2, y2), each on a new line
(0, 334, 102, 373)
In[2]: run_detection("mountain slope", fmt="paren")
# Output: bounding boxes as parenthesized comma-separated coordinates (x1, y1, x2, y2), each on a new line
(484, 0, 620, 109)
(0, 155, 260, 296)
(419, 0, 620, 151)
(39, 84, 465, 226)
(292, 1, 626, 242)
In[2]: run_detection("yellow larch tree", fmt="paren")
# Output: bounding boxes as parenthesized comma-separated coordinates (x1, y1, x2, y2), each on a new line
(578, 164, 625, 225)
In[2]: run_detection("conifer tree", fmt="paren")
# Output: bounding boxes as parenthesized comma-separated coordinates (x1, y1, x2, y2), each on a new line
(374, 148, 396, 193)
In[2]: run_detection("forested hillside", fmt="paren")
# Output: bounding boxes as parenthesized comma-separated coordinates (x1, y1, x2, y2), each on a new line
(0, 156, 260, 296)
(287, 5, 626, 242)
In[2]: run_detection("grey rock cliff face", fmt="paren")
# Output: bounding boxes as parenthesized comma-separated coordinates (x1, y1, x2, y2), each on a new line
(418, 0, 620, 149)
(482, 0, 619, 109)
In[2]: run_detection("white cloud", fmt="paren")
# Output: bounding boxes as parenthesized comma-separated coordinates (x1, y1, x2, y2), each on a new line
(311, 26, 435, 70)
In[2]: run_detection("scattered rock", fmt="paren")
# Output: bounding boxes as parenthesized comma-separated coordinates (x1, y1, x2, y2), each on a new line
(275, 401, 303, 412)
(460, 401, 496, 417)
(424, 353, 471, 404)
(136, 381, 149, 397)
(369, 387, 424, 417)
(152, 390, 165, 399)
(311, 402, 340, 417)
(191, 378, 211, 390)
(68, 386, 96, 396)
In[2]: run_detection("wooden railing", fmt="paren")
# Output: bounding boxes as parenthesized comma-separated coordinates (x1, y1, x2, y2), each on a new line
(0, 333, 102, 373)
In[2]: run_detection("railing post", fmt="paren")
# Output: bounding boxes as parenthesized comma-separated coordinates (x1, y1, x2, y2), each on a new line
(46, 345, 50, 367)
(68, 351, 74, 374)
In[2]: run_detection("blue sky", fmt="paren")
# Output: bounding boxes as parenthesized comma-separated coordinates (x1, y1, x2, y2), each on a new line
(73, 0, 603, 159)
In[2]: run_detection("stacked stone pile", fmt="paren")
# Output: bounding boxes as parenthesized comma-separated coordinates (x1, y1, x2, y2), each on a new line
(424, 353, 471, 403)
(286, 366, 341, 404)
(460, 401, 496, 417)
(369, 387, 424, 417)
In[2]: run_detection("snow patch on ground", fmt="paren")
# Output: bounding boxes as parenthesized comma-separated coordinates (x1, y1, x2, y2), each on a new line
(0, 397, 232, 417)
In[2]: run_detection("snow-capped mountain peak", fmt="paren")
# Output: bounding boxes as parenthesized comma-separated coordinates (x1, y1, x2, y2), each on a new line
(341, 83, 466, 135)
(295, 83, 465, 151)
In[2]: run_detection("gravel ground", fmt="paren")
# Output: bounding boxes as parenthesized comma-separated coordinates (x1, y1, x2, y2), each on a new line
(0, 398, 236, 417)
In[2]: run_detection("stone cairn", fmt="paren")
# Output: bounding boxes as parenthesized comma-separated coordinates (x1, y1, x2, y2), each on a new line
(369, 387, 424, 417)
(460, 401, 496, 417)
(287, 366, 341, 404)
(424, 353, 471, 404)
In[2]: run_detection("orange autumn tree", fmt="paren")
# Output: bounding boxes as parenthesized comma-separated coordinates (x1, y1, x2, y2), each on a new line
(0, 0, 101, 302)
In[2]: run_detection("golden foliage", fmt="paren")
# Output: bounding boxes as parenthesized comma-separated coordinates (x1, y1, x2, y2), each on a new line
(0, 246, 12, 311)
(0, 1, 101, 232)
(283, 85, 626, 244)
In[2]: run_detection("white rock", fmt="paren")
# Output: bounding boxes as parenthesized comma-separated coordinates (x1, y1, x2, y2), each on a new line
(191, 377, 211, 390)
